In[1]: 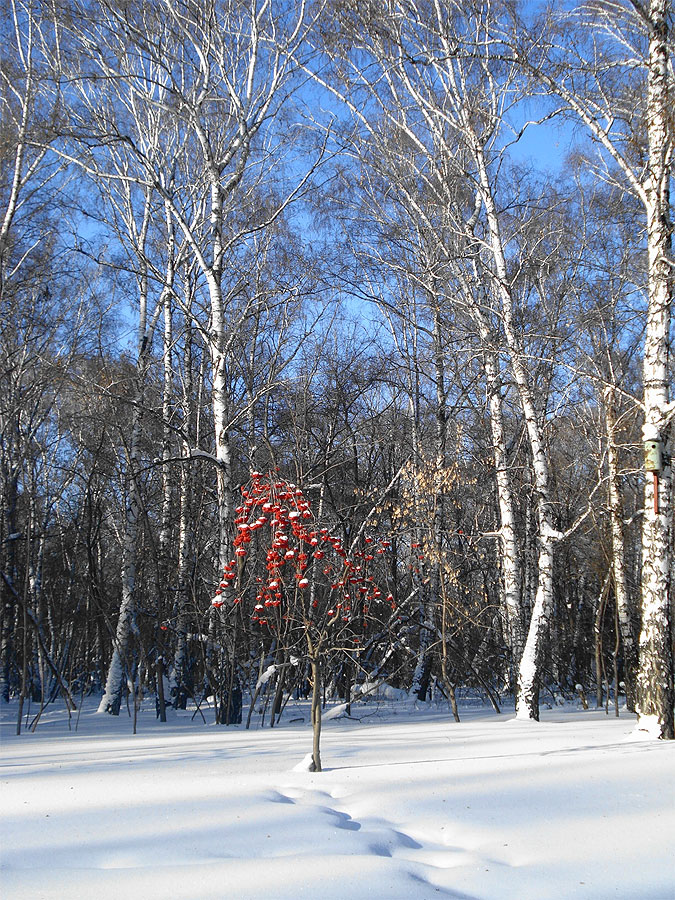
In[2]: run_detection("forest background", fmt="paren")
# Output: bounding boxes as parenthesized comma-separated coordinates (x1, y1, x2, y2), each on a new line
(1, 0, 673, 755)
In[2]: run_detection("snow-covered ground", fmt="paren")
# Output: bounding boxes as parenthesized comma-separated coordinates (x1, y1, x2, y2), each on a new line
(1, 696, 674, 900)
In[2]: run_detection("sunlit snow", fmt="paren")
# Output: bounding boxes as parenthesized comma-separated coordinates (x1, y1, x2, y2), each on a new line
(2, 696, 674, 899)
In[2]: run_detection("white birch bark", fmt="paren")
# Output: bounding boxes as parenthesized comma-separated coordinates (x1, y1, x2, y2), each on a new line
(510, 0, 674, 737)
(473, 146, 558, 721)
(99, 194, 163, 715)
(635, 0, 673, 737)
(98, 181, 179, 714)
(158, 207, 176, 579)
(205, 169, 235, 572)
(484, 345, 524, 685)
(604, 387, 638, 711)
(457, 265, 524, 693)
(97, 359, 146, 714)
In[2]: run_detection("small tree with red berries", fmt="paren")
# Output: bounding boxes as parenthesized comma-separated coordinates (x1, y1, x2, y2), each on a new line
(210, 471, 393, 770)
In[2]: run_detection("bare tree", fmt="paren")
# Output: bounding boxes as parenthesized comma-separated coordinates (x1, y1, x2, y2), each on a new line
(56, 0, 327, 713)
(510, 0, 673, 735)
(311, 0, 576, 718)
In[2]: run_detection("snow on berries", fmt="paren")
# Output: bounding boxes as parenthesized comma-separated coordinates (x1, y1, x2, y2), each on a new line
(209, 470, 393, 639)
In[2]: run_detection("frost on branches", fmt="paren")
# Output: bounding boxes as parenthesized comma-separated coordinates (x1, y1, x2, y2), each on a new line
(209, 471, 393, 770)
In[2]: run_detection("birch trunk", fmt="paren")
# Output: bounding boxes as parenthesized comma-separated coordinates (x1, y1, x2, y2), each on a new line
(97, 402, 143, 715)
(604, 388, 638, 711)
(206, 176, 234, 572)
(408, 338, 434, 703)
(170, 303, 196, 709)
(482, 337, 523, 690)
(636, 0, 673, 738)
(158, 211, 176, 583)
(98, 194, 163, 715)
(474, 145, 557, 721)
(515, 0, 675, 736)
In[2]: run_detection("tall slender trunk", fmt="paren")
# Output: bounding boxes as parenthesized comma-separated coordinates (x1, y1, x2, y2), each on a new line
(457, 253, 523, 697)
(310, 654, 322, 772)
(206, 177, 234, 573)
(636, 0, 673, 739)
(158, 211, 176, 583)
(0, 473, 18, 703)
(431, 300, 448, 701)
(98, 403, 143, 715)
(483, 338, 523, 691)
(170, 303, 196, 709)
(408, 328, 434, 702)
(99, 194, 162, 715)
(604, 388, 637, 711)
(474, 144, 556, 721)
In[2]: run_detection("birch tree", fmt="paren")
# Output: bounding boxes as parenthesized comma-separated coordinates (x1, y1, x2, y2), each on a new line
(93, 190, 179, 716)
(315, 0, 570, 717)
(60, 0, 326, 712)
(57, 21, 187, 712)
(511, 0, 673, 735)
(0, 0, 80, 703)
(567, 180, 645, 710)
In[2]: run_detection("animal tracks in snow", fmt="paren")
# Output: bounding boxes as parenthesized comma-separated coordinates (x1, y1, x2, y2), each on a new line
(269, 781, 499, 893)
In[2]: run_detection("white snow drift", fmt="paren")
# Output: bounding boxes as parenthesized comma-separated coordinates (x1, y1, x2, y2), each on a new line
(1, 698, 674, 899)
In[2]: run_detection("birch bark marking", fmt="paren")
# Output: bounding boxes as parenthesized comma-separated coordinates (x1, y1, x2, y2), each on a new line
(604, 388, 638, 712)
(206, 232, 234, 576)
(464, 268, 523, 690)
(463, 251, 523, 693)
(636, 0, 673, 738)
(99, 194, 160, 715)
(473, 144, 556, 721)
(158, 206, 176, 579)
(205, 130, 235, 572)
(484, 345, 524, 685)
(511, 0, 674, 734)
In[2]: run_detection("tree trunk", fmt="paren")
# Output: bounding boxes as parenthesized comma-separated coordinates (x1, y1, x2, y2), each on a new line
(205, 169, 236, 574)
(475, 144, 557, 722)
(97, 190, 166, 715)
(310, 655, 322, 772)
(97, 409, 142, 715)
(635, 0, 674, 739)
(170, 308, 197, 710)
(484, 343, 524, 690)
(604, 388, 638, 711)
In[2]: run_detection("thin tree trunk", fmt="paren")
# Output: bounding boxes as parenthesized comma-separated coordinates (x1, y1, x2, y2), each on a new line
(474, 145, 557, 722)
(158, 214, 176, 583)
(604, 388, 638, 711)
(97, 408, 143, 715)
(310, 655, 322, 772)
(170, 304, 196, 709)
(483, 343, 523, 690)
(595, 572, 612, 709)
(206, 174, 234, 573)
(99, 194, 161, 715)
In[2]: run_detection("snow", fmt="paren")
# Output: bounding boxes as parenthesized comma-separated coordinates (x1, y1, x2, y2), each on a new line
(634, 712, 666, 740)
(255, 665, 277, 690)
(2, 698, 674, 900)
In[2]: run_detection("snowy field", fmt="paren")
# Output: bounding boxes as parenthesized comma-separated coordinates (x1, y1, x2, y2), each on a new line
(1, 696, 674, 900)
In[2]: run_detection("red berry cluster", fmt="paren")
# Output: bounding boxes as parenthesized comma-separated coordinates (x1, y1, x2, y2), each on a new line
(211, 472, 393, 636)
